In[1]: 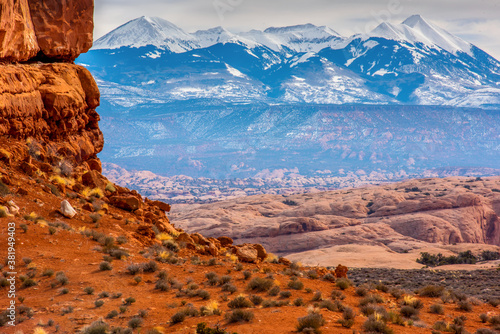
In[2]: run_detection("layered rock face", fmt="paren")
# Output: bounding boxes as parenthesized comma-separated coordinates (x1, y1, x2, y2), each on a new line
(171, 177, 500, 259)
(0, 63, 102, 162)
(0, 0, 93, 62)
(0, 0, 100, 162)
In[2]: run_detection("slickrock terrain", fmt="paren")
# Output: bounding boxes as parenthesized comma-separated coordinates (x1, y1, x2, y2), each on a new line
(1, 1, 499, 333)
(172, 177, 500, 269)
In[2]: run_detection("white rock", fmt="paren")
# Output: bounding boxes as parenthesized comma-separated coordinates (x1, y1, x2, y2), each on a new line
(60, 200, 77, 218)
(7, 200, 19, 216)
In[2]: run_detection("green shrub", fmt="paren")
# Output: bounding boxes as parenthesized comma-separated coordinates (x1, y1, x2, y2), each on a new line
(95, 300, 104, 308)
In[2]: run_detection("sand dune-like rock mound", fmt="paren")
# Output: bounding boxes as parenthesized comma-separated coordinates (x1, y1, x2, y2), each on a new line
(172, 177, 500, 267)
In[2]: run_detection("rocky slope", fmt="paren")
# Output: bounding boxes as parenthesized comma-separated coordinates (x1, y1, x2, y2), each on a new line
(171, 177, 500, 268)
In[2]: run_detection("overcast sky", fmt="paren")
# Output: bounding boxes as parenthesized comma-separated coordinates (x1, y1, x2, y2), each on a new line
(94, 0, 500, 59)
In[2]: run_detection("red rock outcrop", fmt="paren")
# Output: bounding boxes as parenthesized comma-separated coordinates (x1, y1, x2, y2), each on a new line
(0, 0, 39, 61)
(0, 63, 102, 163)
(28, 0, 94, 61)
(0, 0, 93, 62)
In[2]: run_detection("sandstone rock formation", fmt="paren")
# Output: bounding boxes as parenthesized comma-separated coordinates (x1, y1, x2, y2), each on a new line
(171, 177, 500, 267)
(0, 0, 39, 61)
(28, 0, 94, 61)
(0, 0, 93, 62)
(0, 63, 103, 163)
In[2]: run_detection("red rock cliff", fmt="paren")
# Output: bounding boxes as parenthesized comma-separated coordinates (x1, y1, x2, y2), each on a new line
(0, 0, 100, 162)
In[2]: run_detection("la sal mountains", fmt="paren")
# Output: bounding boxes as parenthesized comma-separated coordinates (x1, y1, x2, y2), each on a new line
(76, 15, 500, 193)
(79, 14, 500, 107)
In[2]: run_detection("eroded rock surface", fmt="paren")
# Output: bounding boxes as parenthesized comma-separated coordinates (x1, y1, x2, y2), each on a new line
(171, 177, 500, 262)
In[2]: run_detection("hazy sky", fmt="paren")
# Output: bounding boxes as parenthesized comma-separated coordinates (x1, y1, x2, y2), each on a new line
(94, 0, 500, 59)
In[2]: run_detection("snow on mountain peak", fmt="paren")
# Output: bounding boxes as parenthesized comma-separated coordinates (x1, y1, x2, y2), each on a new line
(193, 26, 258, 48)
(368, 15, 472, 56)
(93, 16, 199, 52)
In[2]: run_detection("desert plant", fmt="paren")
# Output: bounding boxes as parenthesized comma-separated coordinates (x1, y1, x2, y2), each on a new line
(457, 300, 473, 312)
(123, 297, 136, 305)
(359, 294, 384, 306)
(126, 263, 142, 275)
(81, 320, 109, 334)
(83, 286, 94, 295)
(221, 283, 237, 294)
(268, 285, 280, 296)
(419, 285, 445, 297)
(363, 314, 394, 334)
(376, 282, 389, 292)
(249, 295, 263, 306)
(296, 312, 325, 333)
(141, 260, 158, 273)
(99, 291, 110, 298)
(336, 278, 351, 290)
(170, 311, 186, 324)
(128, 317, 143, 329)
(225, 309, 254, 323)
(293, 298, 304, 306)
(56, 272, 69, 285)
(280, 291, 292, 299)
(99, 261, 112, 271)
(106, 310, 118, 319)
(355, 286, 368, 297)
(21, 278, 37, 288)
(95, 300, 105, 308)
(228, 296, 253, 309)
(155, 279, 169, 291)
(197, 289, 211, 300)
(247, 277, 274, 292)
(479, 313, 489, 323)
(429, 303, 444, 315)
(287, 278, 304, 290)
(338, 306, 356, 328)
(400, 305, 419, 318)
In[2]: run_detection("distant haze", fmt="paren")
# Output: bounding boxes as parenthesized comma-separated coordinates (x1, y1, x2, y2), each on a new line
(94, 0, 500, 60)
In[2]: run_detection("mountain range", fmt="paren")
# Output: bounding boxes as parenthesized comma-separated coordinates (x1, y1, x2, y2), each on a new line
(79, 15, 500, 108)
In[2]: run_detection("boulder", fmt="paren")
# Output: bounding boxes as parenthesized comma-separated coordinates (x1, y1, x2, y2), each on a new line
(191, 233, 210, 246)
(217, 236, 233, 247)
(176, 232, 195, 246)
(151, 200, 171, 212)
(110, 195, 142, 212)
(82, 170, 105, 189)
(28, 0, 94, 61)
(235, 245, 259, 263)
(86, 158, 102, 173)
(60, 200, 76, 218)
(252, 243, 267, 261)
(0, 0, 39, 61)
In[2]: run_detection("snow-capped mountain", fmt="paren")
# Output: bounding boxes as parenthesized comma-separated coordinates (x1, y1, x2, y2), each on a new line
(93, 16, 199, 52)
(367, 15, 472, 56)
(81, 15, 500, 108)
